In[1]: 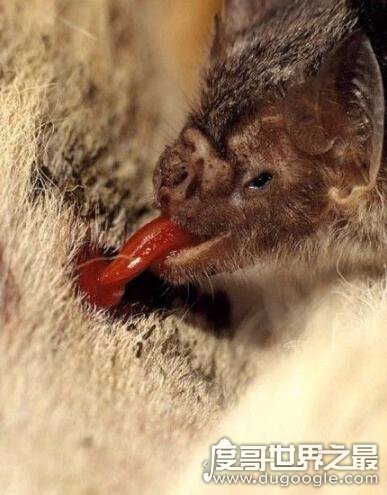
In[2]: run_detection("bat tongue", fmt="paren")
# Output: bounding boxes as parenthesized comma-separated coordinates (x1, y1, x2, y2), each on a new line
(99, 216, 198, 286)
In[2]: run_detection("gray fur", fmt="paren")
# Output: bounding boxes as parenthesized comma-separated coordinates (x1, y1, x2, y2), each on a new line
(154, 0, 387, 286)
(193, 0, 385, 145)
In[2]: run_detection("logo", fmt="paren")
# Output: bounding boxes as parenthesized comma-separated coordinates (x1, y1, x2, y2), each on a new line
(202, 438, 379, 487)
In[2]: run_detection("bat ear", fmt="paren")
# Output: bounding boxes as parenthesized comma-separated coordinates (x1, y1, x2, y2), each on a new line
(285, 32, 385, 204)
(212, 0, 270, 58)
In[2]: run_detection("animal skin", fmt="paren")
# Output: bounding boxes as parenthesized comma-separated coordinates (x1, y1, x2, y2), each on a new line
(0, 2, 255, 493)
(0, 1, 386, 494)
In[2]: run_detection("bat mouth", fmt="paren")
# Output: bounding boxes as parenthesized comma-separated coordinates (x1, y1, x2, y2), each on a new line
(98, 215, 232, 288)
(154, 232, 232, 284)
(78, 216, 233, 309)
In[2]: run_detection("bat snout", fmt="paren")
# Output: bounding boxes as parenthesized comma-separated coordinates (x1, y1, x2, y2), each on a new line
(154, 127, 234, 215)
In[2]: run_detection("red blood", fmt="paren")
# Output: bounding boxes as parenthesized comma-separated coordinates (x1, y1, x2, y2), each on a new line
(77, 249, 125, 309)
(99, 216, 198, 287)
(77, 216, 198, 309)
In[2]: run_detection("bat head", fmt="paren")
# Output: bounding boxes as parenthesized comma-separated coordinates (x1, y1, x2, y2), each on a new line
(153, 2, 385, 284)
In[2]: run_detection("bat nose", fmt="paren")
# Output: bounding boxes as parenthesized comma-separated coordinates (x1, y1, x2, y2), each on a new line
(155, 165, 199, 214)
(154, 128, 234, 213)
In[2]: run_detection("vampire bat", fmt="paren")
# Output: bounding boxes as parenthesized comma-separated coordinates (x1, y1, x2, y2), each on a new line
(152, 0, 386, 285)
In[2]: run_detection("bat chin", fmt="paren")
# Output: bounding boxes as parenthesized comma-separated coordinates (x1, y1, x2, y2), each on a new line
(153, 232, 233, 285)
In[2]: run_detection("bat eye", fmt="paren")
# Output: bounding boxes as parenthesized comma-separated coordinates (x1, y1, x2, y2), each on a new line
(245, 172, 273, 190)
